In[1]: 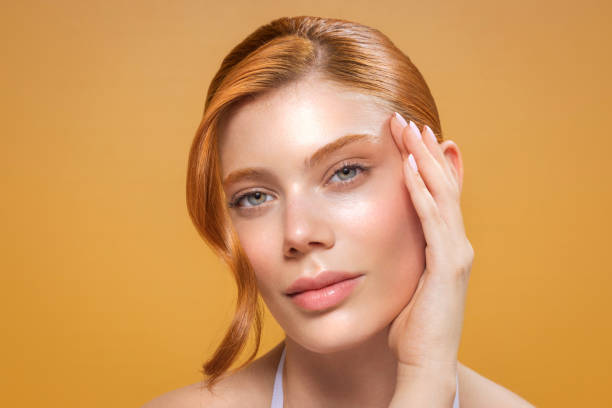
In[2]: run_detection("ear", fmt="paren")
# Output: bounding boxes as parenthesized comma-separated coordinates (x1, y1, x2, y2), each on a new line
(439, 140, 464, 193)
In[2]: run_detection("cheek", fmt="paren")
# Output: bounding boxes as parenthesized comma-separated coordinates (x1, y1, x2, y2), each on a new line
(341, 169, 424, 257)
(333, 169, 426, 297)
(230, 218, 280, 297)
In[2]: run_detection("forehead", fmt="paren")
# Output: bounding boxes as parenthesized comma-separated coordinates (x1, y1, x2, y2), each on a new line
(217, 78, 389, 174)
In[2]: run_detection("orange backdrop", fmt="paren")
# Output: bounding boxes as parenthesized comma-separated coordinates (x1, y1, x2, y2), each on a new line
(2, 0, 611, 406)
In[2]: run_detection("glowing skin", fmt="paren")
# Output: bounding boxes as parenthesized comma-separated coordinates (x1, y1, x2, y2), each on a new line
(218, 75, 426, 356)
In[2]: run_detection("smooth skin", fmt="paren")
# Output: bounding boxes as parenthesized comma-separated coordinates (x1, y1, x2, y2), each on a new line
(143, 78, 534, 407)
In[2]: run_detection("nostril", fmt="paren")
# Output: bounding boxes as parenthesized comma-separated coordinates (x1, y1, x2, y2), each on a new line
(284, 250, 302, 261)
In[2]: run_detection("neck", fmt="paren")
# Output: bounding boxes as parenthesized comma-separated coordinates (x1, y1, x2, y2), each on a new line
(283, 327, 398, 408)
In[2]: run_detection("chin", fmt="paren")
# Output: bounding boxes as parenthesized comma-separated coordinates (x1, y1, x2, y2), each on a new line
(281, 307, 393, 354)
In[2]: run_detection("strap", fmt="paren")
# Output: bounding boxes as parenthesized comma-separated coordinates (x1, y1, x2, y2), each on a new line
(270, 346, 286, 408)
(453, 371, 460, 408)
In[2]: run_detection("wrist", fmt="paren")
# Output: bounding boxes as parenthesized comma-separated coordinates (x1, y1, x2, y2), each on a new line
(390, 362, 457, 408)
(396, 364, 456, 388)
(396, 360, 457, 381)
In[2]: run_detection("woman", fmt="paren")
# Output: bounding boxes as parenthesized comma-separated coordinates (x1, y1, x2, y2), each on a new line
(144, 16, 534, 407)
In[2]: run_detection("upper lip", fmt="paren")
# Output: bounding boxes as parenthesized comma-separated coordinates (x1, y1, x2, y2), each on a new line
(285, 270, 363, 296)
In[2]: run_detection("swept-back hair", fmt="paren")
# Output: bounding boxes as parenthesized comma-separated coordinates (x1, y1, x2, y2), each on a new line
(186, 15, 442, 389)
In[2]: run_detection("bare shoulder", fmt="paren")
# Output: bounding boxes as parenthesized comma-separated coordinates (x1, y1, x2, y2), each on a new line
(141, 342, 284, 408)
(457, 361, 535, 408)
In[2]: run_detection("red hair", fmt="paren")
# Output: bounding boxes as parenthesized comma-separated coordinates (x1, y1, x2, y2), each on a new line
(185, 15, 443, 389)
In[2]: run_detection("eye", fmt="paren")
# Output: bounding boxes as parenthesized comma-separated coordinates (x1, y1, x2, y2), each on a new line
(229, 190, 273, 209)
(328, 163, 366, 184)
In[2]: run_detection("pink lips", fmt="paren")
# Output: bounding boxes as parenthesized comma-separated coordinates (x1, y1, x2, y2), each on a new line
(285, 271, 364, 311)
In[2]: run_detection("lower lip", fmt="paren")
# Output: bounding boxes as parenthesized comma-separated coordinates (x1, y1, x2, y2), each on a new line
(288, 275, 364, 311)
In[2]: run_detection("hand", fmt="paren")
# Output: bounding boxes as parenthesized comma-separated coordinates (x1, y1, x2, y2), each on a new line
(386, 112, 474, 376)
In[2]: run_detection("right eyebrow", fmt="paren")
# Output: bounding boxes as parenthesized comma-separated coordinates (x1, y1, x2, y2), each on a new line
(222, 133, 380, 187)
(222, 168, 270, 187)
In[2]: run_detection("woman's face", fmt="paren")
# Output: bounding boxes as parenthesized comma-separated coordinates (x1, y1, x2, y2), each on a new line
(218, 76, 426, 353)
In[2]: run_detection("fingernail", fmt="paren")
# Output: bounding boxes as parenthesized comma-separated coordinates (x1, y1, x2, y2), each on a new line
(424, 125, 437, 143)
(409, 120, 422, 140)
(408, 154, 418, 172)
(394, 112, 408, 127)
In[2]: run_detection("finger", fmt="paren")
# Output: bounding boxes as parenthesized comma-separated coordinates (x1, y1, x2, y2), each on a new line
(422, 127, 463, 200)
(403, 155, 443, 245)
(421, 125, 454, 186)
(421, 134, 464, 227)
(401, 118, 454, 201)
(390, 112, 409, 160)
(392, 114, 454, 196)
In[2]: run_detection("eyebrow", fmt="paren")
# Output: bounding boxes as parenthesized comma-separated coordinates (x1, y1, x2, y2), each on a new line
(222, 133, 379, 187)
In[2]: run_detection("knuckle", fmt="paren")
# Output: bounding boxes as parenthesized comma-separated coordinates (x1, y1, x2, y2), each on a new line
(462, 243, 475, 275)
(450, 242, 474, 279)
(452, 263, 469, 279)
(466, 241, 475, 263)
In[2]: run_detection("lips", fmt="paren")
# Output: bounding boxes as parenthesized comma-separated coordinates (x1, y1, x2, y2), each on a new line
(285, 270, 363, 296)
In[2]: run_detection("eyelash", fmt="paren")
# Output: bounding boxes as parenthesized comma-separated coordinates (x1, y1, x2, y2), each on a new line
(228, 160, 370, 211)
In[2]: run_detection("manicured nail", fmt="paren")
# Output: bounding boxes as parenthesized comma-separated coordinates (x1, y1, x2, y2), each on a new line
(409, 120, 422, 140)
(424, 125, 437, 143)
(408, 154, 418, 172)
(394, 112, 408, 127)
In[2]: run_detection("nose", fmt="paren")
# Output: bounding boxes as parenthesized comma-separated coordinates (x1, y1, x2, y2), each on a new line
(282, 196, 335, 258)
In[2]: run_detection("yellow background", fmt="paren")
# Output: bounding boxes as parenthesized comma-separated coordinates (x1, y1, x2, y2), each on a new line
(2, 0, 611, 406)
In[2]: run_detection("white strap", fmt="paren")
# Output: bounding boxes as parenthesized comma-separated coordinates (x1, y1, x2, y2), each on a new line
(453, 371, 460, 408)
(270, 346, 286, 408)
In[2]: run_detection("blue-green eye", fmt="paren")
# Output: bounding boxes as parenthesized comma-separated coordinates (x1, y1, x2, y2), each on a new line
(230, 190, 272, 208)
(330, 164, 362, 183)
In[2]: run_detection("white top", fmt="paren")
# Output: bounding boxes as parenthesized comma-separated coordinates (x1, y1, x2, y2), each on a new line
(271, 345, 460, 407)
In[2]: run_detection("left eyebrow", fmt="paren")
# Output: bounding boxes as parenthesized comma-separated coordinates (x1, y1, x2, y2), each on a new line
(305, 133, 380, 170)
(222, 133, 380, 187)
